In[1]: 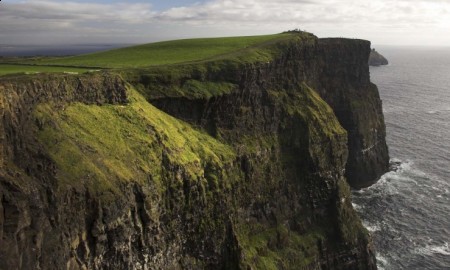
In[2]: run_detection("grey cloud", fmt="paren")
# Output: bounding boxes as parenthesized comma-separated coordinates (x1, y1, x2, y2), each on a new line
(1, 0, 447, 29)
(0, 1, 155, 25)
(156, 0, 447, 27)
(1, 0, 449, 45)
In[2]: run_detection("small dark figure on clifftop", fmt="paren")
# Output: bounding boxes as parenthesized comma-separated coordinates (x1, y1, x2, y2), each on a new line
(369, 48, 389, 66)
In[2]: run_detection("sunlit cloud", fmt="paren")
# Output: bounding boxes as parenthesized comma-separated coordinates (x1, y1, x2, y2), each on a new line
(0, 0, 449, 45)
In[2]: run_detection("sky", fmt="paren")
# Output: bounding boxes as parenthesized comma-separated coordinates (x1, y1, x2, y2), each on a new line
(1, 0, 450, 46)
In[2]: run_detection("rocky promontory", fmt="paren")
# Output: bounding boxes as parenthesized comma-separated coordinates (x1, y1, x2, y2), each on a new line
(369, 49, 389, 66)
(0, 32, 388, 269)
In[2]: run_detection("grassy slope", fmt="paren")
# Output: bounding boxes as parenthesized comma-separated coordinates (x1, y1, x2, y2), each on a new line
(34, 87, 235, 201)
(32, 34, 292, 68)
(1, 33, 314, 76)
(118, 32, 316, 99)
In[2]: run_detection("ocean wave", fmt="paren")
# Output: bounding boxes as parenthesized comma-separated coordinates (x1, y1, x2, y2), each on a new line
(414, 242, 450, 256)
(351, 158, 448, 212)
(362, 221, 381, 232)
(376, 254, 389, 270)
(351, 202, 363, 211)
(353, 160, 407, 196)
(360, 159, 439, 192)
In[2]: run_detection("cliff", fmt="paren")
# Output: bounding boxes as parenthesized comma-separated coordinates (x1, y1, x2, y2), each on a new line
(135, 37, 389, 188)
(368, 49, 388, 66)
(0, 33, 386, 269)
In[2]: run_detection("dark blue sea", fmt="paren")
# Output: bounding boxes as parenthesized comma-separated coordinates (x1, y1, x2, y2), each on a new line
(352, 47, 450, 269)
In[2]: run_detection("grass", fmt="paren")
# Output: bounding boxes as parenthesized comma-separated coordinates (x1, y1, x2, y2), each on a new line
(25, 33, 311, 68)
(268, 83, 346, 139)
(0, 64, 91, 76)
(1, 32, 315, 78)
(34, 86, 235, 200)
(237, 223, 326, 269)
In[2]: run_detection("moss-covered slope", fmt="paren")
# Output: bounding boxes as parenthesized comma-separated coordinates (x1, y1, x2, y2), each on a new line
(34, 88, 235, 200)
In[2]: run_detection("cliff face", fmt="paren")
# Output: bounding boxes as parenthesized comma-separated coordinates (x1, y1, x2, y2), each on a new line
(315, 40, 389, 188)
(0, 35, 385, 269)
(144, 38, 389, 188)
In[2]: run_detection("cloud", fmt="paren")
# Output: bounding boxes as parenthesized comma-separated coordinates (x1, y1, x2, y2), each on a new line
(0, 0, 159, 44)
(0, 0, 449, 45)
(154, 0, 450, 45)
(4, 0, 154, 22)
(158, 0, 321, 25)
(158, 0, 448, 28)
(0, 0, 154, 32)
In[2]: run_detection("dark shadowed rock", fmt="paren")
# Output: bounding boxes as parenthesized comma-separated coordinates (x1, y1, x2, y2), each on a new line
(369, 49, 389, 66)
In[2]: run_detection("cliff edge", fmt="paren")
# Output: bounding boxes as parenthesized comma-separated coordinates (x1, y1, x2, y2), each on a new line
(0, 32, 386, 269)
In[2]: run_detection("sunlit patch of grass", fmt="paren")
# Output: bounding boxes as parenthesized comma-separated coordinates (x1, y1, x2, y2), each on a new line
(34, 86, 235, 200)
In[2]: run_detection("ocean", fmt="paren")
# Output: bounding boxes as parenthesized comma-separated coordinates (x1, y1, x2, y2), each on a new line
(352, 47, 450, 269)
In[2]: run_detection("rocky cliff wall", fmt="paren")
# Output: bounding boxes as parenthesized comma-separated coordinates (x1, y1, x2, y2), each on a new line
(140, 38, 389, 188)
(0, 73, 129, 269)
(0, 73, 128, 168)
(0, 34, 382, 270)
(314, 39, 389, 188)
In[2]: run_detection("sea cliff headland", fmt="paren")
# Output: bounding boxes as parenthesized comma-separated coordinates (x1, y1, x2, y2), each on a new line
(0, 32, 388, 269)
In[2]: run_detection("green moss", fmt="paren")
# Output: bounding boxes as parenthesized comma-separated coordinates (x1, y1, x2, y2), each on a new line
(269, 83, 346, 139)
(236, 223, 326, 269)
(129, 68, 238, 99)
(181, 80, 236, 99)
(336, 177, 369, 244)
(235, 135, 278, 153)
(34, 86, 235, 201)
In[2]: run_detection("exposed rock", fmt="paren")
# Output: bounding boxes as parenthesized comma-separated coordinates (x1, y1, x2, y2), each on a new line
(0, 34, 385, 269)
(317, 40, 389, 188)
(145, 38, 390, 188)
(368, 49, 389, 66)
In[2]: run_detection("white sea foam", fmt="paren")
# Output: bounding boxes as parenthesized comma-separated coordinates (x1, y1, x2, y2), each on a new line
(414, 242, 450, 256)
(376, 254, 389, 270)
(362, 221, 381, 232)
(396, 159, 414, 173)
(351, 202, 363, 211)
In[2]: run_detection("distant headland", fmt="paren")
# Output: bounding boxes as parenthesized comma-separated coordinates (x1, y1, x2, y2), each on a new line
(369, 48, 388, 66)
